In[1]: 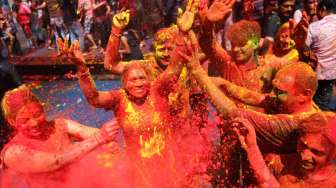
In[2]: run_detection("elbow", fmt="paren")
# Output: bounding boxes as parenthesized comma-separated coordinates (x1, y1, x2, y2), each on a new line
(87, 97, 100, 107)
(104, 64, 122, 75)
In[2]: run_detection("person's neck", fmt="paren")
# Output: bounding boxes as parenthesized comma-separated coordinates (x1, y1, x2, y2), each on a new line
(236, 55, 258, 70)
(307, 164, 336, 182)
(320, 11, 335, 19)
(291, 101, 316, 115)
(128, 95, 147, 106)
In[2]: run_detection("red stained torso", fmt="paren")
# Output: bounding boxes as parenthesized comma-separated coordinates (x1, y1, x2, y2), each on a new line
(114, 89, 170, 154)
(226, 57, 277, 93)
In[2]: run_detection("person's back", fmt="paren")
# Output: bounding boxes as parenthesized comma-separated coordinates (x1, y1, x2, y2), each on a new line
(307, 15, 336, 79)
(306, 0, 336, 110)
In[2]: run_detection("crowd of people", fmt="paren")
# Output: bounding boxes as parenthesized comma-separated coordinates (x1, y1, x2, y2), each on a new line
(0, 0, 184, 56)
(1, 0, 336, 187)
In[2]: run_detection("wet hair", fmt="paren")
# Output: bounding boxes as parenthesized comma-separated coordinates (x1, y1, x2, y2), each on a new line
(227, 20, 261, 47)
(276, 63, 318, 94)
(121, 61, 150, 83)
(273, 22, 295, 56)
(153, 25, 179, 45)
(1, 85, 39, 119)
(300, 112, 336, 135)
(317, 0, 336, 13)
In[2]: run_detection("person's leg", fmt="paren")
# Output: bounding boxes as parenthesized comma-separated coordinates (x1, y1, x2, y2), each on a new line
(84, 16, 97, 49)
(100, 20, 110, 49)
(313, 79, 336, 110)
(67, 21, 85, 51)
(5, 31, 14, 56)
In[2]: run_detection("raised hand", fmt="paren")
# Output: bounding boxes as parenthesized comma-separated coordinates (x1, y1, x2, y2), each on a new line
(67, 40, 86, 67)
(177, 0, 200, 32)
(177, 31, 200, 68)
(57, 38, 69, 55)
(243, 0, 254, 19)
(112, 10, 130, 29)
(207, 0, 235, 23)
(232, 118, 257, 150)
(292, 11, 309, 49)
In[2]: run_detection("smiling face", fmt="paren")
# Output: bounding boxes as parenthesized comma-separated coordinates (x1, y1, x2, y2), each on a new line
(15, 102, 48, 138)
(227, 20, 261, 64)
(123, 66, 150, 100)
(154, 40, 174, 68)
(231, 40, 256, 64)
(275, 25, 294, 55)
(297, 133, 333, 171)
(153, 26, 178, 69)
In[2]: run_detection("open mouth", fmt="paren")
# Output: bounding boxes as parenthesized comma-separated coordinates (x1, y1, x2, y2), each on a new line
(29, 128, 42, 136)
(133, 89, 146, 94)
(301, 161, 314, 170)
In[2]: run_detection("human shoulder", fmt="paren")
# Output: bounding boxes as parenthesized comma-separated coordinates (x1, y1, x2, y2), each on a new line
(2, 144, 32, 166)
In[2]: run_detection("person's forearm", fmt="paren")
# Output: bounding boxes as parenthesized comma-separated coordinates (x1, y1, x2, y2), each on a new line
(152, 59, 184, 97)
(65, 119, 100, 139)
(50, 135, 107, 172)
(5, 134, 107, 173)
(189, 63, 237, 118)
(93, 1, 105, 9)
(199, 18, 230, 64)
(77, 66, 100, 105)
(37, 2, 46, 9)
(104, 26, 124, 74)
(246, 144, 280, 188)
(212, 77, 266, 106)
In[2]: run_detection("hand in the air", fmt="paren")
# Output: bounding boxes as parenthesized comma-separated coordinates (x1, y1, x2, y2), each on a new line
(177, 31, 200, 68)
(207, 0, 235, 23)
(57, 38, 69, 55)
(112, 10, 130, 29)
(292, 11, 309, 49)
(177, 0, 200, 32)
(68, 40, 86, 66)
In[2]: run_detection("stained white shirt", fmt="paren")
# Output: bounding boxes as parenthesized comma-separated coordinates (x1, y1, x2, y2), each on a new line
(306, 14, 336, 80)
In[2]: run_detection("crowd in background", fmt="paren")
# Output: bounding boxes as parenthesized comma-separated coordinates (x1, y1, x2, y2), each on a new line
(0, 0, 186, 56)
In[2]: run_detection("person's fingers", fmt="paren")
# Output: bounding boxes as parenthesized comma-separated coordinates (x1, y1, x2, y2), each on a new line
(74, 41, 80, 51)
(185, 39, 193, 55)
(220, 9, 232, 20)
(233, 127, 247, 149)
(235, 117, 255, 134)
(178, 51, 192, 62)
(188, 30, 198, 50)
(289, 19, 295, 30)
(227, 0, 236, 7)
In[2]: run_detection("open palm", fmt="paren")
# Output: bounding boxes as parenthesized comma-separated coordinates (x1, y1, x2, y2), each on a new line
(207, 0, 235, 22)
